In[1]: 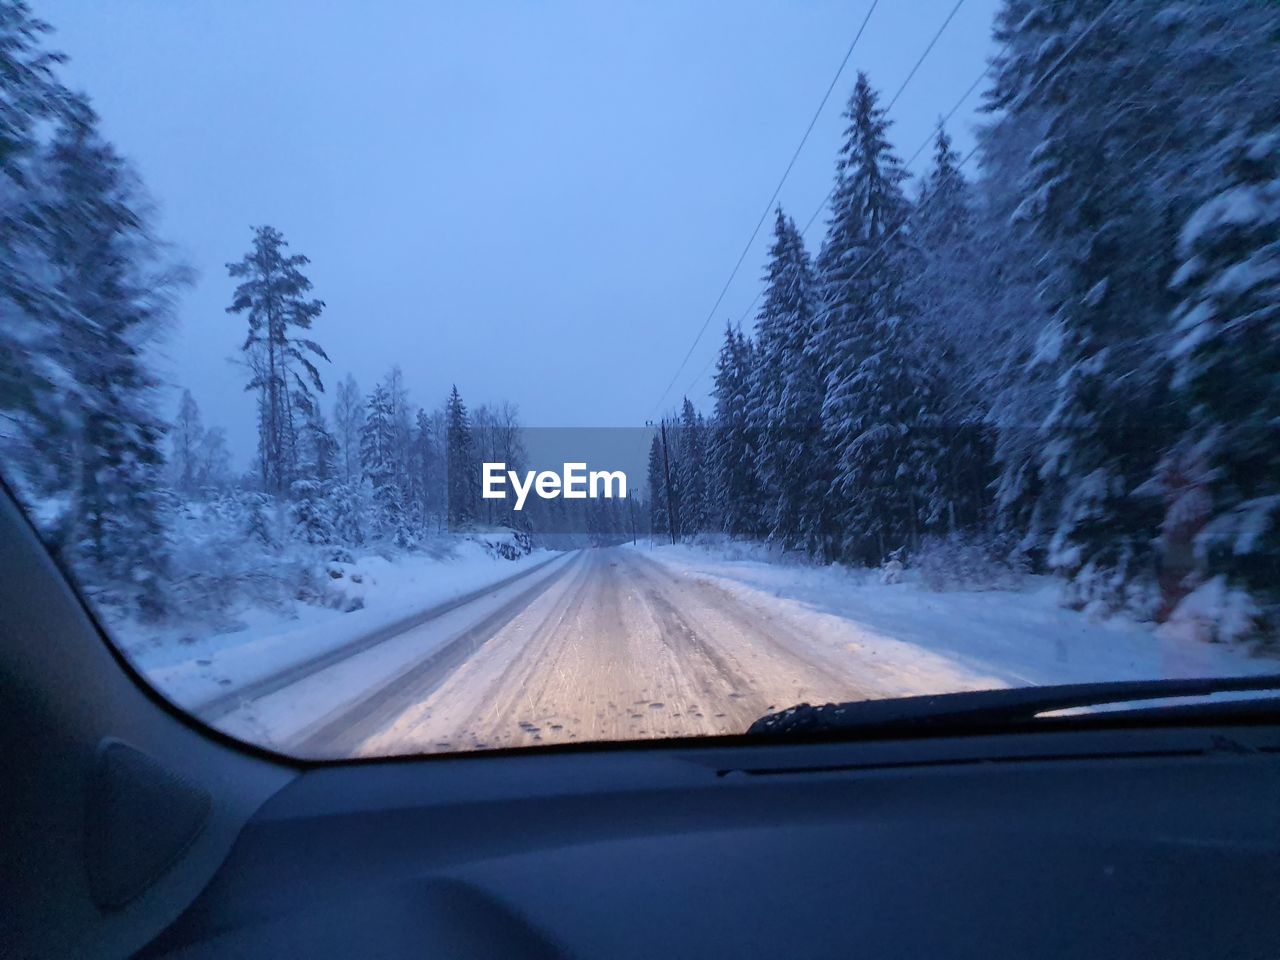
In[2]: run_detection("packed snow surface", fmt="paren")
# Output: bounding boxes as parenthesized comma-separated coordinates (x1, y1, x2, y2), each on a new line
(639, 542, 1277, 691)
(119, 538, 557, 711)
(113, 540, 1276, 758)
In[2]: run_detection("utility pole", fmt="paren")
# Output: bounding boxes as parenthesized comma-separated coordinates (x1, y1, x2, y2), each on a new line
(659, 419, 678, 545)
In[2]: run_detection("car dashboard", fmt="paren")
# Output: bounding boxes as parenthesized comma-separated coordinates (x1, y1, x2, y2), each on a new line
(138, 725, 1280, 959)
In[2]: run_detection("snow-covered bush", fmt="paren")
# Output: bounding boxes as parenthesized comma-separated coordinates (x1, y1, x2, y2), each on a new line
(153, 490, 366, 631)
(672, 534, 815, 568)
(328, 481, 368, 547)
(290, 479, 336, 544)
(910, 533, 1027, 592)
(326, 546, 355, 565)
(473, 528, 533, 561)
(164, 495, 304, 628)
(242, 492, 278, 549)
(879, 549, 905, 585)
(1160, 576, 1260, 645)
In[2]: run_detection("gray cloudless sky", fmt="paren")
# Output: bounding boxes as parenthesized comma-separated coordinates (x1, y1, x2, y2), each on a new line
(40, 0, 1000, 470)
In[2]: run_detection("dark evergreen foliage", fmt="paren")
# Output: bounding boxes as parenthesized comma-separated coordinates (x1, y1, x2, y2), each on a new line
(446, 384, 476, 529)
(226, 225, 328, 494)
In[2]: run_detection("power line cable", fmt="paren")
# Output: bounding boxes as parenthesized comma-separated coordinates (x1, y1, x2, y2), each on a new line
(684, 0, 976, 398)
(803, 0, 1121, 291)
(686, 0, 1119, 399)
(800, 0, 971, 237)
(649, 0, 880, 416)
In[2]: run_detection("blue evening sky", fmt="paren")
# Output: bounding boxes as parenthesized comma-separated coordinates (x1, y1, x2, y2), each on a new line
(40, 0, 1000, 468)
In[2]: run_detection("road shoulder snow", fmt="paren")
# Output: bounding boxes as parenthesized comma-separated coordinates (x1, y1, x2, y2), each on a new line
(126, 542, 564, 711)
(634, 542, 1277, 694)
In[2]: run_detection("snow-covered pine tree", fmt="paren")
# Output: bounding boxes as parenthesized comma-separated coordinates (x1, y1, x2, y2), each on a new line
(289, 478, 335, 545)
(0, 0, 69, 495)
(360, 382, 405, 540)
(675, 398, 707, 538)
(300, 401, 338, 483)
(810, 71, 941, 565)
(328, 479, 367, 547)
(445, 385, 476, 529)
(1163, 108, 1280, 635)
(243, 491, 276, 549)
(332, 373, 364, 482)
(406, 407, 433, 533)
(912, 124, 994, 533)
(1132, 0, 1280, 629)
(226, 225, 328, 494)
(982, 0, 1226, 610)
(971, 3, 1060, 561)
(709, 322, 759, 538)
(647, 431, 669, 540)
(748, 207, 826, 555)
(41, 99, 177, 618)
(0, 1, 64, 182)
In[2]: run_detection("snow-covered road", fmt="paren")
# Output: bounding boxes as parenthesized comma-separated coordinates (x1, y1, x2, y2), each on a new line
(210, 546, 890, 757)
(201, 544, 1276, 759)
(348, 546, 886, 757)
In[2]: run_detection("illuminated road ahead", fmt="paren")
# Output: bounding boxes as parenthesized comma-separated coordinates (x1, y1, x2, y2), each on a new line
(210, 547, 880, 759)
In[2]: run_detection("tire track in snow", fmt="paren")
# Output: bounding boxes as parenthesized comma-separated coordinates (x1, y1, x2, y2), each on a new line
(353, 547, 883, 757)
(195, 550, 566, 723)
(286, 550, 589, 757)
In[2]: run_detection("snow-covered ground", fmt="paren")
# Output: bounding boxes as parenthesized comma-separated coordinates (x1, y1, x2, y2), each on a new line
(116, 538, 559, 712)
(635, 541, 1278, 692)
(104, 535, 1279, 759)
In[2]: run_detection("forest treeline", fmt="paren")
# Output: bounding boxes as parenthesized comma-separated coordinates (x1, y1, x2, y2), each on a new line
(647, 1, 1279, 641)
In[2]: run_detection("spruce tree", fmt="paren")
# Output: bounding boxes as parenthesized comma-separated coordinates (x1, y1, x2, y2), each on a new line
(360, 382, 404, 539)
(810, 72, 940, 564)
(748, 207, 825, 554)
(445, 385, 476, 529)
(406, 408, 433, 533)
(978, 0, 1280, 604)
(913, 124, 994, 533)
(0, 1, 68, 480)
(647, 432, 669, 540)
(1163, 112, 1280, 629)
(289, 478, 335, 545)
(985, 1, 1184, 607)
(709, 322, 758, 538)
(676, 398, 707, 537)
(41, 100, 174, 617)
(301, 403, 338, 483)
(329, 479, 367, 548)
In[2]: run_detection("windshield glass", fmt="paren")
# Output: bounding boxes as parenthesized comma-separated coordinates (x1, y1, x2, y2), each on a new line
(2, 0, 1277, 759)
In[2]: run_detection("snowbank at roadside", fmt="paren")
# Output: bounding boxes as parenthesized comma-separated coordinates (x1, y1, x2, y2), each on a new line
(634, 541, 1276, 691)
(117, 538, 558, 709)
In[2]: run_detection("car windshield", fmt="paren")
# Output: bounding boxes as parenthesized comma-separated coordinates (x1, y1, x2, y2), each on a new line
(2, 0, 1277, 760)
